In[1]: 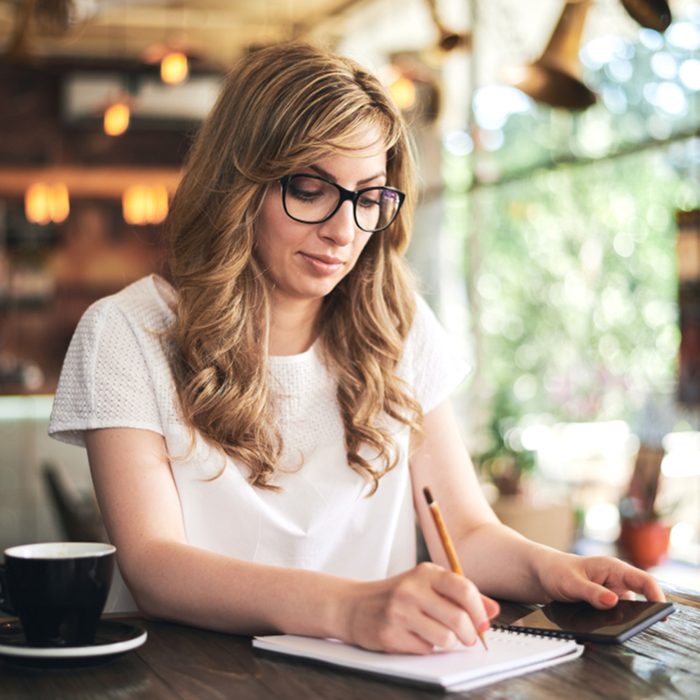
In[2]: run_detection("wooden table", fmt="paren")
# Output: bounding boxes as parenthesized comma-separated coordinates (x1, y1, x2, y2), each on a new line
(2, 590, 699, 699)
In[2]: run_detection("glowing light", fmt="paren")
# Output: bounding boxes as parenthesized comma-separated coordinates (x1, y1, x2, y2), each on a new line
(584, 502, 620, 534)
(160, 51, 189, 85)
(650, 52, 677, 80)
(389, 76, 416, 110)
(444, 130, 473, 156)
(666, 21, 700, 51)
(679, 59, 700, 91)
(473, 85, 531, 130)
(122, 185, 169, 225)
(25, 183, 70, 224)
(104, 101, 130, 136)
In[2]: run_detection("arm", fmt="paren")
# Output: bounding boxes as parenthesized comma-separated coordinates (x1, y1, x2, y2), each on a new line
(86, 427, 350, 637)
(86, 427, 493, 653)
(410, 399, 666, 607)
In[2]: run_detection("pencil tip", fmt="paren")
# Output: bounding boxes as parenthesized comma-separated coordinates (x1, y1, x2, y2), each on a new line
(422, 487, 433, 505)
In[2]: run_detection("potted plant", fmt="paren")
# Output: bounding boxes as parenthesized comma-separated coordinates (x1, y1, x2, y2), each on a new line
(477, 392, 535, 497)
(617, 445, 673, 569)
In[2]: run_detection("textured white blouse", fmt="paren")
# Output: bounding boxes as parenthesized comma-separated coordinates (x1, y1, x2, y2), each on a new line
(49, 275, 467, 608)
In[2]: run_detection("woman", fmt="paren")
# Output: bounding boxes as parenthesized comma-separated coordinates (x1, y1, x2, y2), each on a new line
(49, 42, 663, 655)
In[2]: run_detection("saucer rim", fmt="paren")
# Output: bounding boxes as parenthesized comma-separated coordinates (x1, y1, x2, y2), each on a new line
(0, 620, 147, 659)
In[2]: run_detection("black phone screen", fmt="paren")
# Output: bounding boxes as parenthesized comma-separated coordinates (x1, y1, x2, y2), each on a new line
(498, 600, 675, 644)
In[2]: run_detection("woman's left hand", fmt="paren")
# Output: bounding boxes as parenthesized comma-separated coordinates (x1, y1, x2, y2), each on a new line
(534, 549, 666, 609)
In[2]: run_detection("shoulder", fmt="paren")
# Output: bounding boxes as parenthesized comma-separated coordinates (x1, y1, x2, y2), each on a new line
(66, 274, 175, 381)
(84, 274, 174, 329)
(401, 292, 471, 411)
(49, 276, 176, 444)
(406, 292, 445, 347)
(75, 275, 175, 350)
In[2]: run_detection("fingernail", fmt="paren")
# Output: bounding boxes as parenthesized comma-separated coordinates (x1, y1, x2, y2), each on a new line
(600, 593, 617, 607)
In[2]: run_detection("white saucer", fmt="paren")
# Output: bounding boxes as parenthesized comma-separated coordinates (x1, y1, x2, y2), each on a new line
(0, 619, 147, 663)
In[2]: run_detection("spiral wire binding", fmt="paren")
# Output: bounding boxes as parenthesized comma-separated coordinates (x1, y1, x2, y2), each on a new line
(491, 624, 576, 641)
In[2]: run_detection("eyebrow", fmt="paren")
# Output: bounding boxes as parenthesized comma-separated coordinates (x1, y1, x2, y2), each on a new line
(309, 164, 387, 187)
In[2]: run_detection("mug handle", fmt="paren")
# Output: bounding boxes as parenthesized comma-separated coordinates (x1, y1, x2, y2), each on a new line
(0, 564, 16, 614)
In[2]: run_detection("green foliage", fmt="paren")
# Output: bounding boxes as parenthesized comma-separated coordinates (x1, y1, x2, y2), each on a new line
(469, 148, 693, 425)
(443, 13, 700, 451)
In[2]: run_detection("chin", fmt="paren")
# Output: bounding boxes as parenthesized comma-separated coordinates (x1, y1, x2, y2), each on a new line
(297, 275, 345, 299)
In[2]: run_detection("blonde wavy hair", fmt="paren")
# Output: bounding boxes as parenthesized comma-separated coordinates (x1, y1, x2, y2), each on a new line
(166, 42, 422, 494)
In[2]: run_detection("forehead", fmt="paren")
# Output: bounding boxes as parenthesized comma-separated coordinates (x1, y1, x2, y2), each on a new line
(311, 124, 388, 173)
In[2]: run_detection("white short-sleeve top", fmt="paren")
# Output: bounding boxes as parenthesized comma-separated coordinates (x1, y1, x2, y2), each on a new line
(49, 275, 468, 581)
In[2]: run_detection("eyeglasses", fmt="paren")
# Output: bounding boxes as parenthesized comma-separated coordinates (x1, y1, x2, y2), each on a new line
(279, 174, 405, 233)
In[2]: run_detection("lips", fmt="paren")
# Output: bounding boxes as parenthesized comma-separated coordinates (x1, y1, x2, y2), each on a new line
(300, 253, 344, 265)
(298, 251, 346, 275)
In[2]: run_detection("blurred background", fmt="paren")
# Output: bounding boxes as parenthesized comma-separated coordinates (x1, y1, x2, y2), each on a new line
(0, 0, 698, 591)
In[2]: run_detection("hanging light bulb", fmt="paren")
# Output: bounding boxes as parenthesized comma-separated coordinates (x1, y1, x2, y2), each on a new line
(48, 182, 70, 223)
(104, 101, 130, 136)
(620, 0, 671, 32)
(149, 185, 169, 223)
(25, 183, 70, 225)
(123, 185, 147, 225)
(160, 50, 189, 85)
(123, 185, 169, 225)
(509, 0, 596, 111)
(25, 183, 51, 225)
(389, 75, 417, 111)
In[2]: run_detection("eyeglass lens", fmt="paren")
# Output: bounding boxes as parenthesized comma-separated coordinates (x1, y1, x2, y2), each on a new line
(284, 175, 401, 232)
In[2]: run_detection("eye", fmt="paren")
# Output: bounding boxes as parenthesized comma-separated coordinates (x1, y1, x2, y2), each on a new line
(288, 176, 328, 202)
(357, 191, 381, 208)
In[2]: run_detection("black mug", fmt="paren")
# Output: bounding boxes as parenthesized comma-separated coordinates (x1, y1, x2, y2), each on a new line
(0, 542, 115, 647)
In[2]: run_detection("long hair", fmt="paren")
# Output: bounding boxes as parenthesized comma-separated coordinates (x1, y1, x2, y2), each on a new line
(166, 42, 422, 493)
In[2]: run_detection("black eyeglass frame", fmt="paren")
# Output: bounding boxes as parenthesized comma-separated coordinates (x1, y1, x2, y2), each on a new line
(279, 174, 406, 233)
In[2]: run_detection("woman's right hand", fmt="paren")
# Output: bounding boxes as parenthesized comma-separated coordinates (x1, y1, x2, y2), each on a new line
(343, 562, 500, 654)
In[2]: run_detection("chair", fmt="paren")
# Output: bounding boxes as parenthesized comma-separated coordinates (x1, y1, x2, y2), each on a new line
(42, 462, 108, 542)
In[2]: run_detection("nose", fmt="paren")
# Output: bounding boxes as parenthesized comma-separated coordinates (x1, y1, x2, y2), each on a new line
(318, 199, 356, 246)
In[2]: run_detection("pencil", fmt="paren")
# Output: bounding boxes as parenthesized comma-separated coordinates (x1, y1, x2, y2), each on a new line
(423, 486, 488, 650)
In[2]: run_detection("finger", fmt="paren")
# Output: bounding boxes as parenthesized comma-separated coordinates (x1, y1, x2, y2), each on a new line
(408, 609, 466, 651)
(481, 594, 500, 620)
(561, 576, 619, 608)
(590, 587, 619, 608)
(415, 585, 481, 646)
(380, 627, 436, 655)
(432, 573, 489, 643)
(617, 567, 666, 602)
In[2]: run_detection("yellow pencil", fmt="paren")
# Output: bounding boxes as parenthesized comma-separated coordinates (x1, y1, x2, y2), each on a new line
(423, 486, 488, 650)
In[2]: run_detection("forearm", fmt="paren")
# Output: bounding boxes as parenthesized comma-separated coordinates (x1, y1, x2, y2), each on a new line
(455, 521, 560, 603)
(121, 539, 352, 638)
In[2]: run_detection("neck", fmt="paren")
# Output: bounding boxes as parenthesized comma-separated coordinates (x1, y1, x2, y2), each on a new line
(268, 295, 323, 356)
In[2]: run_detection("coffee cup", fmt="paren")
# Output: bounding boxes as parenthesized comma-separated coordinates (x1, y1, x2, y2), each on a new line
(0, 541, 115, 647)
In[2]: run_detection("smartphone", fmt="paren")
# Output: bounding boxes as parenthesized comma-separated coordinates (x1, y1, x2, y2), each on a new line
(495, 600, 675, 644)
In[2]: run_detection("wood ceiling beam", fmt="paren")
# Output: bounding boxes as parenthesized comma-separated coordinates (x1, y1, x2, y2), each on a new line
(0, 166, 182, 199)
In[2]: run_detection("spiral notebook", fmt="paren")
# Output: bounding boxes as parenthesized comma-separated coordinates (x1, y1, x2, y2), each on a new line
(253, 629, 584, 692)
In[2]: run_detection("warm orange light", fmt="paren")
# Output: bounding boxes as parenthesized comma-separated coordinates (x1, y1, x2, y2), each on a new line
(25, 183, 70, 224)
(123, 185, 169, 225)
(25, 183, 51, 225)
(123, 185, 147, 225)
(160, 51, 189, 85)
(49, 182, 70, 223)
(149, 185, 169, 223)
(389, 75, 417, 111)
(104, 101, 130, 136)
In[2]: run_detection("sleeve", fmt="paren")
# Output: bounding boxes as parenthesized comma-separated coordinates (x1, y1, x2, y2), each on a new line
(48, 297, 164, 447)
(403, 294, 471, 414)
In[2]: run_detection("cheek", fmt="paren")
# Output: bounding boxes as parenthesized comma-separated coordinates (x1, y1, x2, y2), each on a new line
(253, 220, 274, 268)
(350, 233, 374, 264)
(254, 198, 286, 261)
